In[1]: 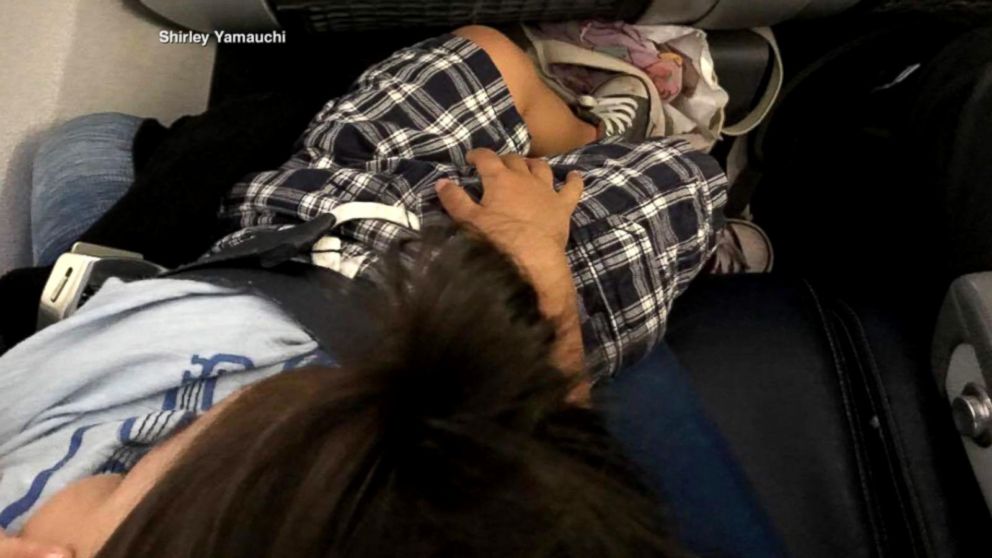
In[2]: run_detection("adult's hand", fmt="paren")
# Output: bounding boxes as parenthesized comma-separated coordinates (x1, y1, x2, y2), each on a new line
(437, 149, 588, 395)
(436, 148, 583, 256)
(0, 529, 72, 558)
(436, 148, 584, 307)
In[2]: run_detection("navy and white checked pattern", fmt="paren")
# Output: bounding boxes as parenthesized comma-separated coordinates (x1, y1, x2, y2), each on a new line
(216, 34, 728, 377)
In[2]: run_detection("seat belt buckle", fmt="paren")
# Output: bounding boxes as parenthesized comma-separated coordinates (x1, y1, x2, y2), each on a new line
(37, 242, 167, 330)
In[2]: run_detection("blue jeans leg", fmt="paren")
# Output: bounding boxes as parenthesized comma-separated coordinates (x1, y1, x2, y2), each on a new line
(597, 344, 788, 558)
(31, 113, 145, 266)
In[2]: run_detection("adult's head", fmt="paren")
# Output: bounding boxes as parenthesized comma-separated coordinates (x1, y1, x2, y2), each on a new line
(24, 230, 685, 557)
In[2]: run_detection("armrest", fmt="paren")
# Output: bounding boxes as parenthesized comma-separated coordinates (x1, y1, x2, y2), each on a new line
(140, 0, 280, 32)
(637, 0, 861, 29)
(934, 273, 992, 396)
(933, 272, 992, 511)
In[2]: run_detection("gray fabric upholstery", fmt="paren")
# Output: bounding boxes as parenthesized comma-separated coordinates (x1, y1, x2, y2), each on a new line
(637, 0, 718, 24)
(0, 0, 214, 275)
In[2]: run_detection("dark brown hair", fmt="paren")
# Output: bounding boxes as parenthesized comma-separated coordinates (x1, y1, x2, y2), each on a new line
(95, 229, 685, 558)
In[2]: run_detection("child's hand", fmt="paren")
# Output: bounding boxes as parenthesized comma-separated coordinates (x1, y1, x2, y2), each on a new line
(435, 148, 583, 259)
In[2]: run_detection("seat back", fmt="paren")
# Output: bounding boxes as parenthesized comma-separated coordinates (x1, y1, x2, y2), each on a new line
(141, 0, 863, 32)
(637, 0, 861, 29)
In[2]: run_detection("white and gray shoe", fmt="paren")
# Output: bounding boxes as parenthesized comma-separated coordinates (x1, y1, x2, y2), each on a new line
(577, 75, 651, 142)
(707, 219, 775, 274)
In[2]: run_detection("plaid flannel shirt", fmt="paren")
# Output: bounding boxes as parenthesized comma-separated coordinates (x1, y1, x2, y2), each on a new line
(216, 34, 727, 377)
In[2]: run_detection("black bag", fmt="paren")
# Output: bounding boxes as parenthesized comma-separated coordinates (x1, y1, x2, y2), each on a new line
(749, 15, 992, 308)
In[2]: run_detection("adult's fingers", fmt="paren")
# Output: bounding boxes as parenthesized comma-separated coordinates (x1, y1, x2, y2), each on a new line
(436, 179, 480, 223)
(0, 527, 64, 558)
(465, 149, 506, 177)
(525, 158, 554, 185)
(499, 153, 530, 174)
(559, 171, 585, 209)
(0, 535, 72, 558)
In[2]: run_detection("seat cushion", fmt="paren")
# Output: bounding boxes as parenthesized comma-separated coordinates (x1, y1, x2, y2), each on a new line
(665, 275, 990, 557)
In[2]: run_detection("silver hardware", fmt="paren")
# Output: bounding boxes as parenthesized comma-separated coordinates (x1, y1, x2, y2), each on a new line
(952, 383, 992, 447)
(38, 244, 167, 330)
(69, 242, 143, 260)
(39, 253, 101, 330)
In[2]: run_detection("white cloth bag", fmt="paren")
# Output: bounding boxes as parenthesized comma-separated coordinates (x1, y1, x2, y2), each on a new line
(521, 24, 783, 151)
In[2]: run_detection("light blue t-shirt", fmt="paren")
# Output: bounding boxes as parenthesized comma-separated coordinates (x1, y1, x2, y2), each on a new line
(0, 278, 331, 532)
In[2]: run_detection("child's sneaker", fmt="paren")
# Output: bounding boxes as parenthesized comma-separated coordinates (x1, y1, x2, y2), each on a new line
(576, 75, 651, 142)
(707, 219, 775, 274)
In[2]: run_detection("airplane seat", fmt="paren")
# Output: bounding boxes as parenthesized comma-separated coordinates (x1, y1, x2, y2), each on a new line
(661, 274, 992, 557)
(139, 0, 861, 32)
(658, 20, 992, 558)
(8, 2, 992, 557)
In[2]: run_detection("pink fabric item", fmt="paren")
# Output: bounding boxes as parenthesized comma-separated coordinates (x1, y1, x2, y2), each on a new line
(539, 21, 685, 101)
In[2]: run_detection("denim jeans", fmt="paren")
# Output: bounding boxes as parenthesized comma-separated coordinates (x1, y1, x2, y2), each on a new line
(31, 113, 144, 266)
(598, 346, 787, 557)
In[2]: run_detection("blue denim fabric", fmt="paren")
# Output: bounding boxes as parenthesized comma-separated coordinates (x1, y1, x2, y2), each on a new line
(597, 345, 788, 558)
(31, 113, 144, 266)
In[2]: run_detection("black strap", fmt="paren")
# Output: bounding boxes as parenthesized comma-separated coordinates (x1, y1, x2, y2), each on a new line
(171, 263, 380, 361)
(162, 215, 381, 360)
(171, 213, 337, 272)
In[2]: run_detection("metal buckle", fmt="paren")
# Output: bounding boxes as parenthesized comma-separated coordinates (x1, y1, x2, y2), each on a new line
(37, 243, 167, 330)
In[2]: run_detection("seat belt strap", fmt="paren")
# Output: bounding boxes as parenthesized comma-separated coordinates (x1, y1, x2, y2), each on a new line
(168, 263, 380, 361)
(37, 212, 387, 357)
